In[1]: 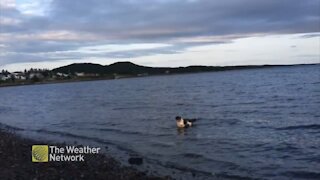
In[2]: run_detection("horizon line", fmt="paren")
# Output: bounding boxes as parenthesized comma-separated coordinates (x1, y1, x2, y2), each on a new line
(1, 62, 319, 72)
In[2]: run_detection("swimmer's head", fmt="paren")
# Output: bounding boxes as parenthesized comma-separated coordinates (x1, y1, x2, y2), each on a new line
(175, 116, 182, 121)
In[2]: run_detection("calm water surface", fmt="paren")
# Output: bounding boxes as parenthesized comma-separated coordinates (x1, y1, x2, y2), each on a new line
(0, 65, 319, 179)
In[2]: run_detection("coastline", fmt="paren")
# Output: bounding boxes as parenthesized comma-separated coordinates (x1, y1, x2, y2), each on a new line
(1, 63, 317, 88)
(0, 129, 169, 180)
(0, 77, 116, 88)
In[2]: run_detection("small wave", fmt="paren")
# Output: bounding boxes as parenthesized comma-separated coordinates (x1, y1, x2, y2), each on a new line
(295, 156, 320, 163)
(175, 103, 187, 106)
(282, 171, 320, 179)
(181, 153, 204, 159)
(241, 110, 260, 114)
(90, 127, 171, 137)
(273, 143, 300, 152)
(162, 161, 213, 177)
(0, 123, 24, 131)
(311, 81, 320, 85)
(176, 153, 242, 171)
(201, 118, 241, 126)
(261, 105, 299, 109)
(237, 101, 265, 105)
(93, 127, 142, 136)
(161, 158, 254, 179)
(113, 106, 153, 110)
(150, 142, 173, 148)
(285, 98, 296, 101)
(276, 124, 320, 130)
(289, 112, 309, 115)
(215, 173, 256, 180)
(0, 106, 14, 113)
(36, 129, 106, 143)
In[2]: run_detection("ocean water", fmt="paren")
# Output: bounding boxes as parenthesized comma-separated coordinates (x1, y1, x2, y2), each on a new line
(0, 65, 319, 179)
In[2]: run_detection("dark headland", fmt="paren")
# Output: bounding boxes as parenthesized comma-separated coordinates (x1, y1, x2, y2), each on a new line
(51, 61, 319, 75)
(0, 62, 318, 87)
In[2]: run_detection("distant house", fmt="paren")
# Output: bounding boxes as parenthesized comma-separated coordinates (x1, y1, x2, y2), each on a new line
(29, 73, 44, 79)
(75, 72, 98, 77)
(13, 72, 26, 80)
(137, 73, 148, 77)
(0, 74, 4, 81)
(75, 72, 85, 77)
(56, 72, 69, 77)
(0, 73, 11, 81)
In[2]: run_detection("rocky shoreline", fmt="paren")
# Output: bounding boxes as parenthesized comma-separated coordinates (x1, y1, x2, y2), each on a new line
(0, 129, 170, 180)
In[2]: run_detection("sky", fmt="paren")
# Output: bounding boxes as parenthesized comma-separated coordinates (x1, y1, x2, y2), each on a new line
(0, 0, 319, 71)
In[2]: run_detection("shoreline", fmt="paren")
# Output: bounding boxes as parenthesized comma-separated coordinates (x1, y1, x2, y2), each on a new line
(1, 63, 317, 88)
(0, 77, 116, 88)
(0, 129, 169, 180)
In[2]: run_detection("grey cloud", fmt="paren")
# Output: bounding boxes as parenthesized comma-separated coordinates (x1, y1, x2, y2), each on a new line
(48, 0, 319, 38)
(0, 0, 319, 66)
(87, 44, 188, 59)
(0, 52, 67, 65)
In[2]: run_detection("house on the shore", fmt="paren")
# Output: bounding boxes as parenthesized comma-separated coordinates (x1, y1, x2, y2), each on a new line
(75, 72, 85, 77)
(75, 72, 98, 77)
(13, 72, 26, 80)
(56, 72, 69, 78)
(0, 73, 12, 81)
(29, 72, 44, 79)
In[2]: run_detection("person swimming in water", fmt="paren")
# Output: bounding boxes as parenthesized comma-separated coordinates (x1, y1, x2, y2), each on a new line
(175, 116, 196, 128)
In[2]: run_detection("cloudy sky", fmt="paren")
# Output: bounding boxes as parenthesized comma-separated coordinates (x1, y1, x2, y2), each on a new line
(0, 0, 319, 71)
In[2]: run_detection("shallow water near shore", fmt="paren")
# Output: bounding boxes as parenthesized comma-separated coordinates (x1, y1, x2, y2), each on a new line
(1, 65, 319, 179)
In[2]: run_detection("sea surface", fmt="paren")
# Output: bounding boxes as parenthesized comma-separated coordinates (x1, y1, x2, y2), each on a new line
(0, 65, 319, 179)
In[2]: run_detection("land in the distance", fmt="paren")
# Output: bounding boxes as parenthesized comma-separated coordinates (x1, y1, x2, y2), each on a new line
(0, 61, 317, 87)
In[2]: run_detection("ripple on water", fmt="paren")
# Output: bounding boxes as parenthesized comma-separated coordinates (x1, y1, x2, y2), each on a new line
(281, 171, 320, 179)
(276, 124, 320, 130)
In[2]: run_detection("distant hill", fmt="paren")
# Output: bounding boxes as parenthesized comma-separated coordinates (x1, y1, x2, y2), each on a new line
(52, 61, 164, 75)
(52, 63, 105, 74)
(105, 62, 161, 74)
(52, 61, 318, 75)
(52, 61, 221, 75)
